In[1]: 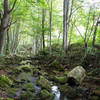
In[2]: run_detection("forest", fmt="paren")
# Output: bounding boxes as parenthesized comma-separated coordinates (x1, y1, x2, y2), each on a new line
(0, 0, 100, 100)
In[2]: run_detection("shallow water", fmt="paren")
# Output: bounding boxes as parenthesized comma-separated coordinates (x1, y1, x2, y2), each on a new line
(52, 86, 68, 100)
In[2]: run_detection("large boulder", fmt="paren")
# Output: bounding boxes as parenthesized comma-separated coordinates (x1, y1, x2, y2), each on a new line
(67, 66, 86, 85)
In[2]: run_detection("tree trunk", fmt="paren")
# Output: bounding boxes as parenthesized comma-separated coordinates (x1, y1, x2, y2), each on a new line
(6, 28, 10, 54)
(63, 0, 69, 52)
(42, 8, 46, 49)
(49, 0, 52, 55)
(92, 22, 99, 47)
(0, 0, 17, 54)
(0, 30, 5, 54)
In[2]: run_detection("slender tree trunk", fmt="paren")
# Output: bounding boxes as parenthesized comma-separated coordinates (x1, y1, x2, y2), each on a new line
(42, 8, 46, 49)
(49, 0, 52, 55)
(92, 19, 99, 47)
(63, 0, 69, 52)
(6, 28, 10, 53)
(0, 30, 6, 54)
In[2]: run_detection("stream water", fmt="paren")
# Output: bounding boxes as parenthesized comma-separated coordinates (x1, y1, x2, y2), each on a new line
(52, 86, 67, 100)
(15, 73, 67, 100)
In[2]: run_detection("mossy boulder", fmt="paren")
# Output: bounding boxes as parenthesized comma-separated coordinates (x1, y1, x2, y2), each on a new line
(67, 66, 86, 85)
(23, 83, 35, 92)
(20, 91, 34, 100)
(0, 75, 13, 88)
(60, 85, 76, 98)
(20, 60, 31, 65)
(37, 76, 51, 91)
(33, 68, 39, 74)
(55, 76, 67, 84)
(92, 96, 100, 100)
(21, 67, 31, 72)
(40, 89, 54, 100)
(7, 88, 18, 97)
(17, 72, 32, 82)
(16, 64, 31, 73)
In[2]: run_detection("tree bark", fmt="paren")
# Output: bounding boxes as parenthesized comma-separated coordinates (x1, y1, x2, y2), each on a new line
(42, 8, 46, 49)
(49, 0, 52, 55)
(0, 0, 17, 54)
(63, 0, 69, 52)
(92, 15, 100, 47)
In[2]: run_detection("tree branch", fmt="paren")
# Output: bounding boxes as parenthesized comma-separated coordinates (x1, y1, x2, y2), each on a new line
(9, 0, 17, 13)
(3, 20, 17, 29)
(74, 24, 85, 41)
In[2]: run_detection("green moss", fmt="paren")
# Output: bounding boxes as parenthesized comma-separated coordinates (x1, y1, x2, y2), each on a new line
(92, 96, 100, 100)
(0, 75, 13, 88)
(20, 91, 34, 100)
(7, 88, 18, 96)
(40, 89, 54, 100)
(55, 76, 67, 84)
(37, 76, 51, 91)
(5, 98, 14, 100)
(50, 59, 60, 68)
(60, 85, 76, 98)
(23, 83, 35, 92)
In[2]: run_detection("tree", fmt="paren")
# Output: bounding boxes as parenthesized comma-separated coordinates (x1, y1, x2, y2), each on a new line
(42, 8, 46, 49)
(0, 0, 17, 54)
(92, 15, 100, 47)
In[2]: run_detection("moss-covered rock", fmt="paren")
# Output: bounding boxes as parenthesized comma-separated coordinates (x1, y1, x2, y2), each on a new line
(23, 83, 35, 92)
(0, 75, 13, 88)
(67, 66, 86, 85)
(40, 89, 54, 100)
(20, 91, 34, 100)
(92, 96, 100, 100)
(7, 88, 18, 97)
(37, 76, 51, 91)
(33, 68, 39, 74)
(55, 76, 67, 84)
(60, 84, 76, 98)
(17, 72, 32, 82)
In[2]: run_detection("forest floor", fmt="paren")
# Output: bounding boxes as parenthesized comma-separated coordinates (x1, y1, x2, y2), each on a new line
(0, 43, 100, 100)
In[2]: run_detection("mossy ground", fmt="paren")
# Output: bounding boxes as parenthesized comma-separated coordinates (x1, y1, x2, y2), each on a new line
(0, 44, 100, 100)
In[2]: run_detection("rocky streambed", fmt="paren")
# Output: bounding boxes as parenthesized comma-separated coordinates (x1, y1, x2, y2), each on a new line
(0, 55, 100, 100)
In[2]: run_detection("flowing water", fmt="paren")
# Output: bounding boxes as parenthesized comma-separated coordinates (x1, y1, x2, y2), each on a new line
(15, 72, 67, 100)
(52, 86, 67, 100)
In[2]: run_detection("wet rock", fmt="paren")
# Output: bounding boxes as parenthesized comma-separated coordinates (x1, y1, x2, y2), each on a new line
(23, 83, 35, 92)
(40, 89, 54, 100)
(67, 66, 86, 86)
(37, 76, 51, 91)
